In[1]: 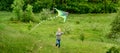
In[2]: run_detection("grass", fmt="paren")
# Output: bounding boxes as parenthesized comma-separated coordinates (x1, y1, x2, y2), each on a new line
(0, 11, 120, 53)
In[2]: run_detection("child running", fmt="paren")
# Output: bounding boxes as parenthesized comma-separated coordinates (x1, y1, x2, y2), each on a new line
(56, 28, 63, 48)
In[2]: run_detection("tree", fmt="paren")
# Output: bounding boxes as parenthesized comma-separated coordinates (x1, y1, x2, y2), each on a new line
(22, 4, 39, 22)
(0, 0, 13, 11)
(11, 0, 24, 21)
(111, 0, 119, 3)
(22, 4, 35, 22)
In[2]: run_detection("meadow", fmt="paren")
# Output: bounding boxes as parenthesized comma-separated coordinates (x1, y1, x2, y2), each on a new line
(0, 11, 120, 53)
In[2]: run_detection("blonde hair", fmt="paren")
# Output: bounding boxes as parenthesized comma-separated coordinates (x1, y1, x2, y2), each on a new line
(58, 28, 61, 32)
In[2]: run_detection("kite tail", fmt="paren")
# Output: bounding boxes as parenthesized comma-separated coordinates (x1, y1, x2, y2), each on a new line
(29, 16, 58, 33)
(29, 22, 41, 33)
(63, 16, 67, 22)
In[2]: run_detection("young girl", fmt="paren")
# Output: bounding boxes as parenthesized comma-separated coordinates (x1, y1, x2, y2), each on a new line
(56, 28, 63, 48)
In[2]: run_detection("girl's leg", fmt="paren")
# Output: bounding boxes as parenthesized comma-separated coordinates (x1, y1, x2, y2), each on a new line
(56, 43, 57, 46)
(58, 40, 60, 48)
(56, 39, 59, 46)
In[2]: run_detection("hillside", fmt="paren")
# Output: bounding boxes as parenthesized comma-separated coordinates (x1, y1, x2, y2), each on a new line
(0, 11, 120, 53)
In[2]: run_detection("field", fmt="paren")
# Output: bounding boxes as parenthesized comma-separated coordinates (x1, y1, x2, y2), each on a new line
(0, 11, 120, 53)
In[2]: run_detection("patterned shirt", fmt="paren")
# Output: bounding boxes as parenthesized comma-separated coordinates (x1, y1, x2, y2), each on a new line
(56, 31, 63, 40)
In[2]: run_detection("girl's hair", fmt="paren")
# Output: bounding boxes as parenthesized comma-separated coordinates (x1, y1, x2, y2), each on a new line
(58, 28, 61, 32)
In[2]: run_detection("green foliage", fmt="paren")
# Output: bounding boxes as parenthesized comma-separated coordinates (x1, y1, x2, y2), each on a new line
(39, 9, 52, 20)
(65, 3, 91, 13)
(108, 9, 120, 39)
(22, 4, 39, 22)
(27, 21, 33, 30)
(104, 2, 117, 13)
(65, 2, 117, 13)
(11, 1, 39, 22)
(106, 46, 119, 53)
(75, 21, 80, 24)
(0, 0, 13, 11)
(88, 0, 103, 3)
(0, 0, 119, 13)
(11, 0, 24, 21)
(32, 0, 52, 12)
(54, 0, 118, 13)
(111, 0, 119, 3)
(79, 33, 85, 41)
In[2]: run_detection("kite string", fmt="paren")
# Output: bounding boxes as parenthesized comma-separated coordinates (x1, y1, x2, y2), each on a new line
(29, 16, 58, 33)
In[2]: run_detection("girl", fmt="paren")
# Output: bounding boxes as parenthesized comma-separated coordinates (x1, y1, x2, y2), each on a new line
(56, 28, 63, 48)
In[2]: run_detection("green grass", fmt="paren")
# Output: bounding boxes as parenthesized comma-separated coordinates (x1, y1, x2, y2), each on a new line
(0, 11, 120, 53)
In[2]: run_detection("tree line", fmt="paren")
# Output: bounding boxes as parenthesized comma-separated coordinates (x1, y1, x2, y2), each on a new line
(0, 0, 119, 13)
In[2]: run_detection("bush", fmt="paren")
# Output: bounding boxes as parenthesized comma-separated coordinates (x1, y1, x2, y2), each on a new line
(108, 9, 120, 39)
(79, 33, 85, 41)
(75, 21, 80, 24)
(90, 3, 104, 13)
(0, 0, 13, 11)
(106, 46, 119, 53)
(39, 9, 52, 20)
(22, 4, 39, 22)
(11, 1, 39, 23)
(1, 0, 118, 13)
(65, 2, 117, 13)
(32, 0, 52, 12)
(66, 3, 91, 13)
(27, 21, 33, 30)
(11, 0, 24, 21)
(104, 3, 117, 13)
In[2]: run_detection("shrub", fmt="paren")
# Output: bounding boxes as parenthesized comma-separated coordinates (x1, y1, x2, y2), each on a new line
(66, 3, 91, 13)
(79, 33, 85, 41)
(39, 9, 52, 20)
(108, 9, 120, 39)
(106, 46, 119, 53)
(22, 4, 39, 22)
(65, 2, 117, 13)
(104, 3, 117, 13)
(90, 3, 104, 13)
(11, 2, 39, 22)
(76, 21, 80, 24)
(11, 0, 24, 21)
(27, 21, 33, 30)
(32, 0, 52, 12)
(0, 0, 13, 11)
(1, 0, 118, 13)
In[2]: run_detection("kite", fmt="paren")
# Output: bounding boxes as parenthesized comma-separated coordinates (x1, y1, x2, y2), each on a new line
(29, 8, 68, 33)
(54, 8, 68, 22)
